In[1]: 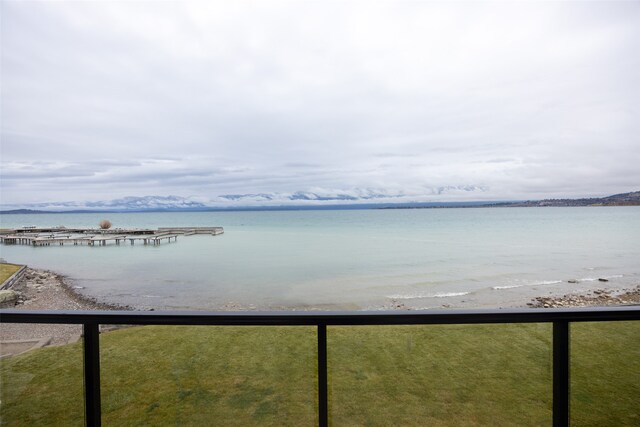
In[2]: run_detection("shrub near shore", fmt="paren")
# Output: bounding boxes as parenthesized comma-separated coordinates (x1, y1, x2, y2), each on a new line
(1, 322, 638, 426)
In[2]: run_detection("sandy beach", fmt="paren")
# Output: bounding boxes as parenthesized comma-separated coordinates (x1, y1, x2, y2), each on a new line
(1, 267, 639, 356)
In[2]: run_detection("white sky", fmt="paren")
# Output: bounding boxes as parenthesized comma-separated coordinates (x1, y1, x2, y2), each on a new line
(1, 1, 639, 206)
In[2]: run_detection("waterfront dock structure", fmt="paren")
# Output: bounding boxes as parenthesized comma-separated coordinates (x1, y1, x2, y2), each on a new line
(0, 226, 223, 247)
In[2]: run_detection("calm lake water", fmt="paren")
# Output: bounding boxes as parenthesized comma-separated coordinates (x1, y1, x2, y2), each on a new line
(1, 207, 639, 310)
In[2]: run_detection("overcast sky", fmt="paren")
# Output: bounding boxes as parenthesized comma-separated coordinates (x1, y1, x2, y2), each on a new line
(1, 1, 639, 207)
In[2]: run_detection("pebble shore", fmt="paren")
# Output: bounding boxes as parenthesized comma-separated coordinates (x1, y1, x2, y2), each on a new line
(0, 268, 128, 347)
(527, 286, 640, 308)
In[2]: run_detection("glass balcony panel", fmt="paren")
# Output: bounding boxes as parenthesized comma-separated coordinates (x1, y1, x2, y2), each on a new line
(99, 325, 317, 426)
(571, 320, 640, 426)
(0, 323, 85, 426)
(328, 323, 552, 426)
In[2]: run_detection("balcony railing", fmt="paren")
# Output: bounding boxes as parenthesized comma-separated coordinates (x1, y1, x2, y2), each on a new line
(1, 306, 639, 427)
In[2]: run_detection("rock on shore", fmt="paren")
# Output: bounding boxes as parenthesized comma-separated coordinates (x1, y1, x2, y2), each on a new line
(0, 267, 128, 350)
(527, 286, 640, 308)
(4, 268, 128, 311)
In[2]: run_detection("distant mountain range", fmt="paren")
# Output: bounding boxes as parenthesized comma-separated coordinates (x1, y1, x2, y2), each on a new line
(0, 186, 485, 212)
(5, 195, 209, 212)
(0, 190, 638, 214)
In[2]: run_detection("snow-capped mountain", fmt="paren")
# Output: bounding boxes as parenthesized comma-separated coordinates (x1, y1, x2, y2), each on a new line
(84, 196, 208, 210)
(1, 196, 208, 212)
(1, 186, 489, 211)
(218, 189, 392, 203)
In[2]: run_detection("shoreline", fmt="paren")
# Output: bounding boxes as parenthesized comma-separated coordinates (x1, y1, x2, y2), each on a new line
(6, 267, 132, 312)
(2, 267, 639, 354)
(0, 267, 132, 353)
(4, 267, 640, 312)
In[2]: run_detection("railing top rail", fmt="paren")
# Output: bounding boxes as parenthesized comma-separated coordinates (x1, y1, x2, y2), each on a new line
(1, 306, 639, 326)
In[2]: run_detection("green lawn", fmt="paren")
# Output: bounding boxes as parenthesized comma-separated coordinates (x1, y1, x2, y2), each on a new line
(1, 322, 638, 426)
(0, 263, 22, 284)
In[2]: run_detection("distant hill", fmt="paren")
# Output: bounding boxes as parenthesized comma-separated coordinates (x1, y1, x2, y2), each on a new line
(490, 191, 640, 207)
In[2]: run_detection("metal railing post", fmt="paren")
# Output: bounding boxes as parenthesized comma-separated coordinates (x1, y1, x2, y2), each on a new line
(553, 321, 570, 427)
(318, 324, 328, 427)
(83, 322, 102, 427)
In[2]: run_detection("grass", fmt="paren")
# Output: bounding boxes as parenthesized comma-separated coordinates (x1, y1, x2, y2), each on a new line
(1, 322, 638, 426)
(0, 263, 22, 284)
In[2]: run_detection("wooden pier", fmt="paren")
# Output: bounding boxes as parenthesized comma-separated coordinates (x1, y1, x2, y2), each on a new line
(158, 227, 224, 236)
(0, 227, 223, 247)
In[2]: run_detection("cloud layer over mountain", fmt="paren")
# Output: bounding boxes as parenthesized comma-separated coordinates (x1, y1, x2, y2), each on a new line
(2, 186, 490, 211)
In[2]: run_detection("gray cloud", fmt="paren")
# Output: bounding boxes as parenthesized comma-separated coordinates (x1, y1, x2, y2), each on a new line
(1, 1, 639, 206)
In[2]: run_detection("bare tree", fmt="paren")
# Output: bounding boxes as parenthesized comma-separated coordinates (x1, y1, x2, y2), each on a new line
(99, 219, 112, 230)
